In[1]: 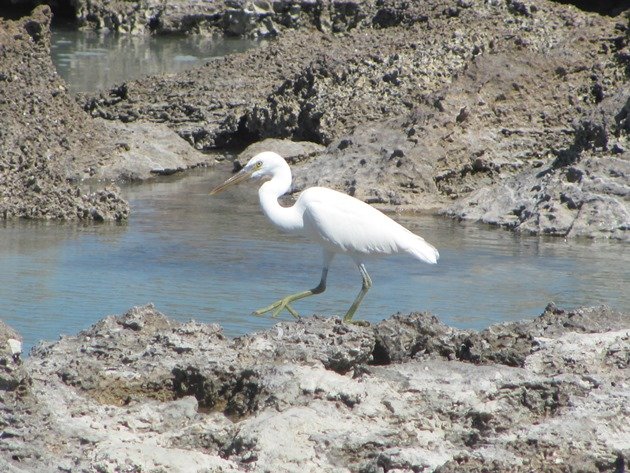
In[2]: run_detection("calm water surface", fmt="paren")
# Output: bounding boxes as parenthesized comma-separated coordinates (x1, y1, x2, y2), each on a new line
(1, 168, 628, 353)
(2, 29, 626, 353)
(50, 25, 258, 93)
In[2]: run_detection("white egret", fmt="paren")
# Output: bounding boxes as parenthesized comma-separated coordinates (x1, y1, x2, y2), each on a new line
(210, 151, 439, 322)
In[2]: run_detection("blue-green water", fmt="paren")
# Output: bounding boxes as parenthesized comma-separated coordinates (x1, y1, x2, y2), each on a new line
(1, 167, 628, 353)
(2, 28, 626, 354)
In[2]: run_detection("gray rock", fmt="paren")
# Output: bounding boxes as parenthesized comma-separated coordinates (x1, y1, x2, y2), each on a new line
(79, 0, 629, 238)
(233, 315, 375, 373)
(444, 152, 630, 240)
(95, 120, 214, 181)
(1, 303, 628, 471)
(291, 120, 442, 209)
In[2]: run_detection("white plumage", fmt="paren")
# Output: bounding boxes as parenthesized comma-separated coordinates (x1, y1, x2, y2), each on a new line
(210, 151, 438, 321)
(299, 187, 438, 263)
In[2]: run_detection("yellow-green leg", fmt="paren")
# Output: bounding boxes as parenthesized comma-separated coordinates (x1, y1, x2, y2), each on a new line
(254, 256, 331, 319)
(343, 263, 372, 322)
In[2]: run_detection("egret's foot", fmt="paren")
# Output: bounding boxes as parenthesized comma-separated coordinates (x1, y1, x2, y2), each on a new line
(341, 313, 370, 326)
(346, 319, 370, 327)
(253, 298, 301, 319)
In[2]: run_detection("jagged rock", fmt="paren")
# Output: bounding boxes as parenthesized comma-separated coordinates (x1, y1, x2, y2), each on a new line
(80, 0, 629, 238)
(0, 6, 129, 221)
(444, 85, 630, 240)
(444, 151, 630, 240)
(1, 304, 628, 471)
(54, 0, 378, 37)
(372, 312, 458, 364)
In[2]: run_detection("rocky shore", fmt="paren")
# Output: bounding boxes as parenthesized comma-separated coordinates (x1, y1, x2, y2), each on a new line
(80, 0, 629, 238)
(1, 304, 628, 472)
(1, 1, 628, 235)
(0, 6, 211, 221)
(1, 2, 628, 471)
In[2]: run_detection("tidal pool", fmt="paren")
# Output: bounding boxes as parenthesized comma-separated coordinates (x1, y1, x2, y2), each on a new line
(1, 167, 628, 353)
(3, 26, 624, 354)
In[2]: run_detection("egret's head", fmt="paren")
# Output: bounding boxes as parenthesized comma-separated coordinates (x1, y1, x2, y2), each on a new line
(210, 151, 286, 195)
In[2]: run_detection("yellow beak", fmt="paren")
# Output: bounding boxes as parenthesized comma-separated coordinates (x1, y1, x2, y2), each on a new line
(209, 168, 254, 195)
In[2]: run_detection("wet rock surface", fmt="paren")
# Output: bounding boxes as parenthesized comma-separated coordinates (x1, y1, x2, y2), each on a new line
(77, 0, 629, 237)
(1, 304, 628, 472)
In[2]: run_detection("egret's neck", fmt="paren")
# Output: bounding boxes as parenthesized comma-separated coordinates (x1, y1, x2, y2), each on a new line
(258, 164, 302, 233)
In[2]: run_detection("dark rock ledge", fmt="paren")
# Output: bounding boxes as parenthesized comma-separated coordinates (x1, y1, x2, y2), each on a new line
(1, 304, 628, 472)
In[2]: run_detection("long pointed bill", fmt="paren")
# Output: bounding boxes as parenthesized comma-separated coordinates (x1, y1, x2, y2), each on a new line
(209, 168, 254, 195)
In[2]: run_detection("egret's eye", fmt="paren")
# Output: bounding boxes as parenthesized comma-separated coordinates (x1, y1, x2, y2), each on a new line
(255, 161, 263, 169)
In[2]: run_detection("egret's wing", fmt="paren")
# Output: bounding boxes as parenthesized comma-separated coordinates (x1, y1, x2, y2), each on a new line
(303, 196, 397, 254)
(300, 187, 438, 263)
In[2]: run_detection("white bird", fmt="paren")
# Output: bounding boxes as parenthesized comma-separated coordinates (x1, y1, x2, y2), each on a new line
(210, 151, 439, 322)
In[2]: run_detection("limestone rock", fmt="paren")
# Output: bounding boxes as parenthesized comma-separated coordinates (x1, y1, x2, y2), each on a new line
(1, 303, 628, 471)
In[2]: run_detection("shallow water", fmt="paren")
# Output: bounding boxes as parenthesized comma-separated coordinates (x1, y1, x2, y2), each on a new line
(1, 167, 628, 353)
(50, 25, 258, 93)
(4, 28, 624, 354)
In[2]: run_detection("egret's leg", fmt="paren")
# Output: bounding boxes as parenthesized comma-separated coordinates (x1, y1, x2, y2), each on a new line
(254, 251, 333, 319)
(343, 263, 372, 322)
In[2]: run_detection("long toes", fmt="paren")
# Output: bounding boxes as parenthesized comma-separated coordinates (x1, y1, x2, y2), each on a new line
(285, 304, 301, 319)
(254, 298, 301, 319)
(271, 300, 289, 318)
(253, 300, 282, 316)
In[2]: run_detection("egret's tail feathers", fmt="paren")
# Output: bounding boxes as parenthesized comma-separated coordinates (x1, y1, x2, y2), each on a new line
(405, 236, 439, 264)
